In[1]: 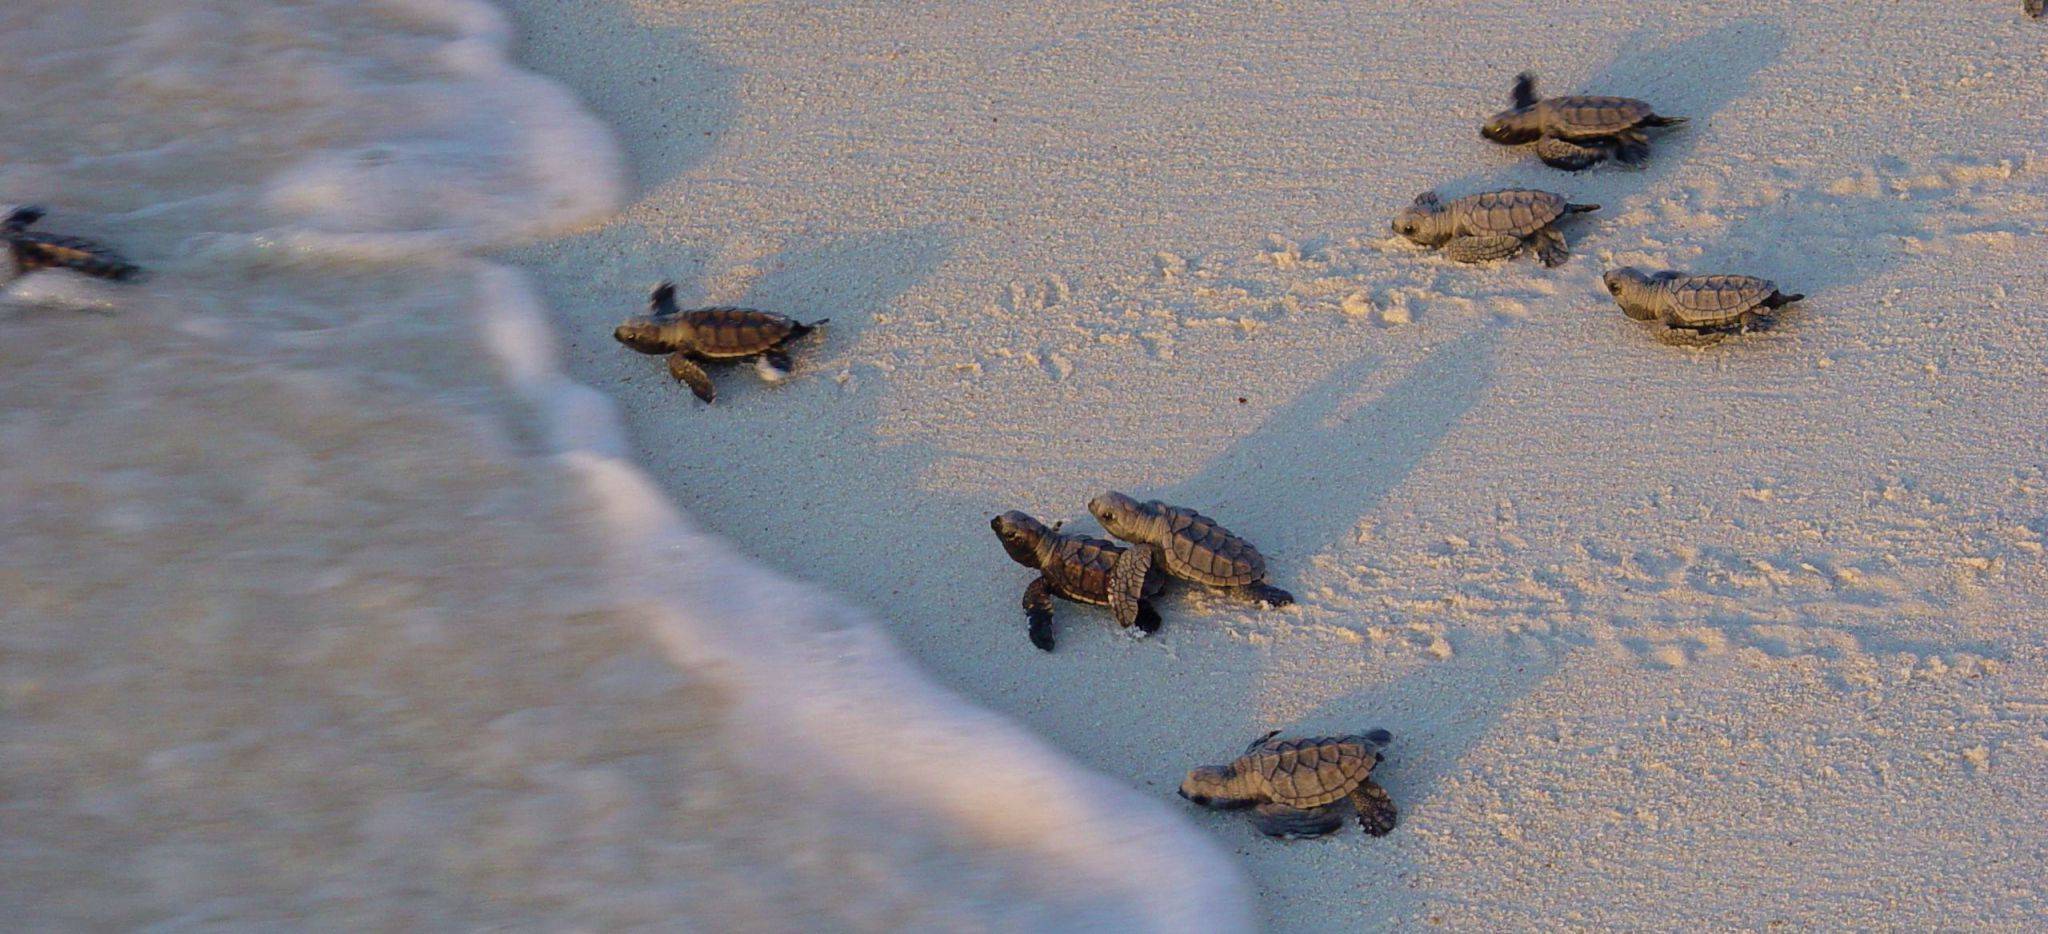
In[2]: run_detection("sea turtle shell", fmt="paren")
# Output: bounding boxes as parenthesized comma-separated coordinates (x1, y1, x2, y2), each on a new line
(1450, 189, 1571, 238)
(1237, 736, 1379, 809)
(1045, 532, 1128, 606)
(674, 308, 803, 358)
(9, 232, 138, 280)
(1159, 506, 1264, 587)
(1546, 95, 1656, 138)
(1665, 274, 1778, 329)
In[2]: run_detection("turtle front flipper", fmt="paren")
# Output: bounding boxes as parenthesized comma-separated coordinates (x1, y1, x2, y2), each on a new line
(1441, 235, 1524, 264)
(1236, 583, 1294, 608)
(1532, 136, 1608, 171)
(667, 353, 717, 403)
(1023, 575, 1056, 651)
(1251, 802, 1345, 839)
(1349, 780, 1398, 836)
(1107, 545, 1155, 630)
(1531, 227, 1571, 268)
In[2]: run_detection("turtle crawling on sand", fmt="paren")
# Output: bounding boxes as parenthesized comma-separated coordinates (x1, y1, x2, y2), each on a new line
(2030, 0, 2044, 19)
(1603, 267, 1805, 334)
(992, 510, 1164, 651)
(1180, 730, 1398, 838)
(613, 282, 827, 403)
(1482, 73, 1687, 170)
(1393, 189, 1599, 267)
(1088, 492, 1293, 607)
(3, 206, 139, 281)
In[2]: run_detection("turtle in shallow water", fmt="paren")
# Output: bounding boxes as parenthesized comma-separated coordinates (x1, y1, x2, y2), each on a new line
(991, 510, 1165, 651)
(613, 282, 827, 403)
(1481, 73, 1687, 170)
(1088, 492, 1293, 607)
(1603, 267, 1805, 334)
(1393, 189, 1599, 267)
(3, 206, 139, 281)
(1180, 730, 1398, 838)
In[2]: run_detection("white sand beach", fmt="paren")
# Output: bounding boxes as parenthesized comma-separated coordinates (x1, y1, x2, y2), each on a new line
(5, 0, 2046, 930)
(502, 0, 2048, 928)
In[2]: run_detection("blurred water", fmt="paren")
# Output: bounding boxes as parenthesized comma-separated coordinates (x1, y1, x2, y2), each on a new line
(0, 2, 1246, 929)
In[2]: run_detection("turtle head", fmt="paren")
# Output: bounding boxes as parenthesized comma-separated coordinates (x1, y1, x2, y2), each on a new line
(1602, 267, 1660, 320)
(613, 315, 677, 354)
(991, 510, 1052, 568)
(1178, 764, 1257, 809)
(1481, 108, 1543, 144)
(1359, 728, 1393, 763)
(1086, 491, 1150, 540)
(1391, 192, 1450, 245)
(1482, 75, 1543, 143)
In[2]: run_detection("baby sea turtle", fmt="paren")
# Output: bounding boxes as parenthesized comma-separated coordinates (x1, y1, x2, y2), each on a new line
(991, 510, 1164, 652)
(1603, 267, 1805, 334)
(3, 206, 139, 281)
(1482, 73, 1686, 170)
(1393, 189, 1599, 267)
(1180, 730, 1398, 839)
(1088, 492, 1294, 607)
(613, 282, 827, 403)
(2030, 0, 2044, 19)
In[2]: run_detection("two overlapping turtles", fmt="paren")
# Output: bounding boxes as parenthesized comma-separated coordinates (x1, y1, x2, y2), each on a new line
(1390, 73, 1805, 336)
(991, 492, 1292, 652)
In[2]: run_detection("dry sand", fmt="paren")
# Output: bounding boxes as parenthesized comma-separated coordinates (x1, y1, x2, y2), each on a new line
(504, 1, 2048, 928)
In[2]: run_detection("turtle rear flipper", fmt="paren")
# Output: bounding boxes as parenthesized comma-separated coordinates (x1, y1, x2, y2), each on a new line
(755, 350, 793, 383)
(1242, 729, 1284, 755)
(1236, 582, 1294, 607)
(1349, 781, 1398, 837)
(1763, 291, 1805, 309)
(1613, 131, 1652, 166)
(1642, 114, 1687, 128)
(1107, 545, 1155, 630)
(1531, 227, 1571, 268)
(667, 353, 717, 403)
(1023, 576, 1056, 651)
(1442, 235, 1523, 264)
(1251, 802, 1345, 839)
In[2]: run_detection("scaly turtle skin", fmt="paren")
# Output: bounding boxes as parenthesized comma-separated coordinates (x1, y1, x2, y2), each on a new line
(3, 206, 139, 281)
(992, 510, 1164, 651)
(1603, 267, 1805, 333)
(1482, 73, 1686, 169)
(1088, 491, 1293, 607)
(1393, 189, 1599, 267)
(1180, 730, 1398, 838)
(613, 281, 827, 403)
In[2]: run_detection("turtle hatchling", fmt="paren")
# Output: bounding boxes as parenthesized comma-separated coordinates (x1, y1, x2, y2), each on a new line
(1393, 189, 1599, 267)
(613, 282, 827, 403)
(1603, 267, 1805, 334)
(2030, 0, 2044, 19)
(1180, 730, 1398, 839)
(992, 510, 1165, 652)
(1088, 492, 1294, 607)
(3, 206, 139, 281)
(1482, 73, 1687, 170)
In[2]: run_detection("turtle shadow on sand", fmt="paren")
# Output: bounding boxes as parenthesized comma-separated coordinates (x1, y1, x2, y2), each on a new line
(1158, 325, 1500, 567)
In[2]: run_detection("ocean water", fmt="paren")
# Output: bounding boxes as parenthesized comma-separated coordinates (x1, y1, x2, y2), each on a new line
(0, 1, 1248, 930)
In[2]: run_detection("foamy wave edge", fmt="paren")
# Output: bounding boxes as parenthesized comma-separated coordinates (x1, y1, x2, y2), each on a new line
(407, 1, 1254, 928)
